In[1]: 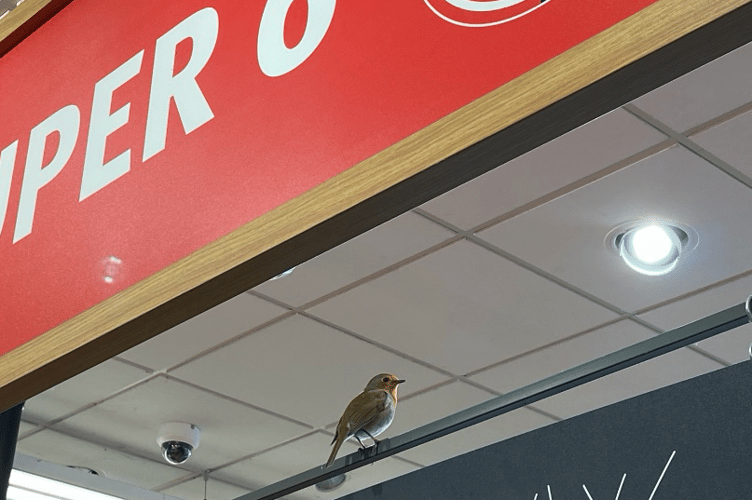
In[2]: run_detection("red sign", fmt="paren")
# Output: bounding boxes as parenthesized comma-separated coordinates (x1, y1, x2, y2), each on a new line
(0, 0, 657, 357)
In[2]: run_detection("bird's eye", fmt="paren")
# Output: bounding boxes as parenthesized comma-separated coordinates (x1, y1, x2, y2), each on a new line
(382, 377, 390, 382)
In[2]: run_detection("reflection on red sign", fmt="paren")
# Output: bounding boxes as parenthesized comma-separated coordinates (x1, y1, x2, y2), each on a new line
(0, 0, 657, 357)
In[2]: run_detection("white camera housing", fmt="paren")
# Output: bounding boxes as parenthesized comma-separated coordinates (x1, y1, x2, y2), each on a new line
(157, 422, 200, 465)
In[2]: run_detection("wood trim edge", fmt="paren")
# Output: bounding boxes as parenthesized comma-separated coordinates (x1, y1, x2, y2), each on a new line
(0, 0, 72, 58)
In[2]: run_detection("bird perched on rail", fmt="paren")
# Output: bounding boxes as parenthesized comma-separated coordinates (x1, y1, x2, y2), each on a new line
(326, 373, 405, 467)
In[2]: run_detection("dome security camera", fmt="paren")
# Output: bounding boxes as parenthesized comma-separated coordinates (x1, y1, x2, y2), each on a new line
(157, 422, 200, 465)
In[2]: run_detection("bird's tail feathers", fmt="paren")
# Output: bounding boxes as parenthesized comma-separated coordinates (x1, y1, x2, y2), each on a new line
(326, 434, 344, 467)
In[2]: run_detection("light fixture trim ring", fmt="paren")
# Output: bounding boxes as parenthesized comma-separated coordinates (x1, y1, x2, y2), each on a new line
(605, 219, 698, 277)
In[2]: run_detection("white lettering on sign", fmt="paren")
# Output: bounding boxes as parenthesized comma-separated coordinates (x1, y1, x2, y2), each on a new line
(257, 0, 336, 77)
(81, 50, 145, 201)
(14, 105, 80, 243)
(143, 7, 219, 162)
(1, 2, 338, 243)
(0, 141, 17, 236)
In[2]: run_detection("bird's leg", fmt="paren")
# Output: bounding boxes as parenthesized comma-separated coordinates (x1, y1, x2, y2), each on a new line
(354, 435, 368, 450)
(361, 430, 381, 450)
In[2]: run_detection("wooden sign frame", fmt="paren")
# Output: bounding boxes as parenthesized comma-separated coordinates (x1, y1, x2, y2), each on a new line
(1, 0, 751, 412)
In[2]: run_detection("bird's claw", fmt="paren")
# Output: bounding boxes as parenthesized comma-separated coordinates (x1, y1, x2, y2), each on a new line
(357, 443, 380, 458)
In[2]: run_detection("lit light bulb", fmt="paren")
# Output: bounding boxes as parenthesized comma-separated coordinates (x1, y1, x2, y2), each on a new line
(610, 220, 696, 277)
(618, 223, 683, 276)
(630, 225, 673, 264)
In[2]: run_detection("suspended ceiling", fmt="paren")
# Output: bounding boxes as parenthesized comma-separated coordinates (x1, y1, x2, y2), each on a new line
(14, 39, 752, 500)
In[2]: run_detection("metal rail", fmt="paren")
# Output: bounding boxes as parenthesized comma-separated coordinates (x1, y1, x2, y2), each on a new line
(236, 296, 752, 500)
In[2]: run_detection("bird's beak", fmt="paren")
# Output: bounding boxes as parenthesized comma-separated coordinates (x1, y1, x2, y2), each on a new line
(396, 379, 406, 385)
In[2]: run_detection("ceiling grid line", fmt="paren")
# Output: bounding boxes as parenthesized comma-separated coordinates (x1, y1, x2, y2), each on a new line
(414, 206, 745, 373)
(159, 375, 316, 429)
(151, 472, 208, 494)
(111, 356, 156, 374)
(18, 365, 317, 446)
(413, 208, 631, 316)
(415, 210, 733, 369)
(236, 294, 537, 428)
(297, 311, 566, 424)
(298, 310, 460, 382)
(249, 289, 625, 422)
(683, 98, 752, 136)
(21, 367, 173, 430)
(462, 317, 631, 379)
(622, 102, 752, 189)
(20, 423, 197, 478)
(164, 311, 297, 374)
(390, 379, 459, 404)
(631, 268, 752, 316)
(19, 370, 318, 479)
(152, 430, 324, 492)
(459, 140, 677, 234)
(294, 236, 462, 312)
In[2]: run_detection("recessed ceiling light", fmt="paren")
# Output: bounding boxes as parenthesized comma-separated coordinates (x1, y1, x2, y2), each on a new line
(606, 220, 697, 276)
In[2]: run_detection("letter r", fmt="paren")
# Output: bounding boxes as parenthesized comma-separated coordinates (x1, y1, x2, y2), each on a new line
(143, 7, 218, 162)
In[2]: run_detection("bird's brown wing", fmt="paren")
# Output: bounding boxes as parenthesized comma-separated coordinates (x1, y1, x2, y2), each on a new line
(327, 389, 388, 467)
(341, 389, 388, 437)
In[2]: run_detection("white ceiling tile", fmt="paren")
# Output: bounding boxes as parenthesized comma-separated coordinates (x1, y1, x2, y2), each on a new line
(639, 275, 752, 330)
(170, 315, 449, 428)
(161, 476, 250, 500)
(692, 108, 752, 179)
(388, 381, 554, 466)
(470, 320, 654, 394)
(17, 421, 38, 440)
(253, 211, 453, 307)
(479, 146, 752, 311)
(120, 294, 288, 371)
(16, 429, 185, 489)
(400, 408, 554, 468)
(216, 432, 419, 500)
(389, 381, 491, 437)
(308, 240, 617, 375)
(632, 41, 752, 131)
(53, 376, 310, 471)
(639, 274, 752, 365)
(420, 108, 666, 229)
(23, 359, 150, 425)
(213, 433, 332, 498)
(533, 346, 722, 420)
(688, 326, 751, 367)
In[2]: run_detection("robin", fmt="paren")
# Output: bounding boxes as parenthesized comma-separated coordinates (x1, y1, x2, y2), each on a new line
(326, 373, 405, 467)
